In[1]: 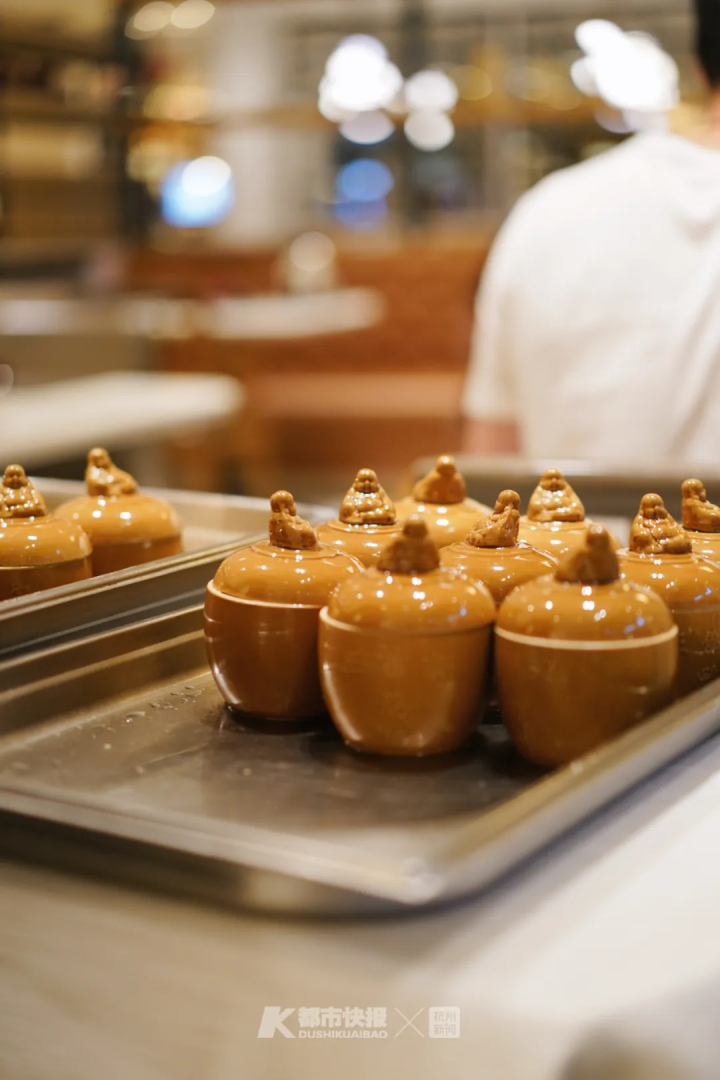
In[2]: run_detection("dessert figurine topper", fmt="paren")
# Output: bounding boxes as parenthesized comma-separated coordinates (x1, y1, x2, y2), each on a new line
(527, 468, 584, 523)
(629, 494, 692, 556)
(466, 490, 521, 549)
(269, 490, 319, 550)
(377, 516, 440, 574)
(1, 465, 47, 519)
(339, 469, 395, 526)
(681, 479, 720, 533)
(86, 447, 138, 497)
(412, 455, 466, 505)
(555, 522, 618, 585)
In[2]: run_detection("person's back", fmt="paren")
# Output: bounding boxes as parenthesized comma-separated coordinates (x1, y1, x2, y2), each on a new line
(463, 0, 720, 466)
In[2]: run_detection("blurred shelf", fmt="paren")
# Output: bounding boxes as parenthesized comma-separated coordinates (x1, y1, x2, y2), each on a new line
(1, 171, 120, 184)
(0, 91, 214, 132)
(208, 96, 598, 132)
(0, 34, 107, 62)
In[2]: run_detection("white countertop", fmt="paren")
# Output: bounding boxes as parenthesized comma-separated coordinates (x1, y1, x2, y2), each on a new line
(2, 733, 720, 1079)
(0, 289, 385, 340)
(0, 372, 243, 467)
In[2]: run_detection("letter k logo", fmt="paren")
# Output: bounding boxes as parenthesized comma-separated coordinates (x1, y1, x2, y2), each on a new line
(257, 1007, 296, 1039)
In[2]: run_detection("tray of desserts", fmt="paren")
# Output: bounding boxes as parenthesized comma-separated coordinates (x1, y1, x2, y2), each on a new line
(413, 454, 720, 523)
(0, 449, 330, 659)
(1, 460, 720, 914)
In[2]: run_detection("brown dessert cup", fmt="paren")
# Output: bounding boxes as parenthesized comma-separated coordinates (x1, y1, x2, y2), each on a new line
(319, 517, 495, 755)
(497, 524, 678, 767)
(205, 490, 362, 719)
(618, 493, 720, 696)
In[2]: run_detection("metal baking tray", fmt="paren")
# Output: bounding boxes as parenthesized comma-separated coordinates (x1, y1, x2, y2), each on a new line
(0, 483, 330, 661)
(0, 606, 719, 916)
(412, 455, 720, 525)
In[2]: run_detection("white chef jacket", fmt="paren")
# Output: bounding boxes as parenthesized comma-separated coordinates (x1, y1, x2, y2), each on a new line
(463, 133, 720, 466)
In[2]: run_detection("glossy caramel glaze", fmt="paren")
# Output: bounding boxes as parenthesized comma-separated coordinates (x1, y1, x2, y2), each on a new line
(618, 547, 720, 694)
(205, 491, 364, 719)
(319, 519, 495, 755)
(517, 518, 592, 560)
(685, 531, 720, 565)
(441, 541, 556, 607)
(317, 470, 401, 568)
(496, 525, 678, 766)
(57, 448, 182, 575)
(205, 587, 327, 718)
(440, 490, 556, 606)
(0, 465, 92, 599)
(213, 541, 362, 605)
(395, 455, 491, 549)
(320, 612, 492, 755)
(328, 520, 495, 632)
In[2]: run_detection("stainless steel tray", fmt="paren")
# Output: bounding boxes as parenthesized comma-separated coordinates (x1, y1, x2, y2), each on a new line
(412, 455, 720, 525)
(0, 606, 719, 916)
(0, 483, 330, 661)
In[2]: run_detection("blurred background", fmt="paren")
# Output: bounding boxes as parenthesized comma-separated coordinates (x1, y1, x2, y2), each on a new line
(0, 0, 699, 501)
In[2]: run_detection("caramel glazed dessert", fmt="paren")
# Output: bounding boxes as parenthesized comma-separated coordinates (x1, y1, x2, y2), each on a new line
(0, 465, 92, 599)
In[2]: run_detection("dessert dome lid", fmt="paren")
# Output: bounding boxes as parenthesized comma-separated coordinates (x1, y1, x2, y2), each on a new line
(327, 517, 495, 632)
(527, 469, 585, 523)
(498, 524, 675, 642)
(0, 465, 92, 566)
(212, 490, 362, 605)
(57, 448, 181, 543)
(681, 479, 720, 534)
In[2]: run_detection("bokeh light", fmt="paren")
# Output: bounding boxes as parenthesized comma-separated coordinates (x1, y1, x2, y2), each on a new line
(126, 1, 173, 38)
(339, 111, 394, 145)
(336, 159, 394, 203)
(320, 36, 402, 115)
(574, 19, 678, 113)
(287, 233, 336, 274)
(404, 111, 455, 152)
(453, 66, 493, 102)
(161, 156, 234, 227)
(404, 70, 459, 113)
(171, 0, 215, 30)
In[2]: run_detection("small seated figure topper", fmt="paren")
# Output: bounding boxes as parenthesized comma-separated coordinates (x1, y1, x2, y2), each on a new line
(269, 490, 319, 550)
